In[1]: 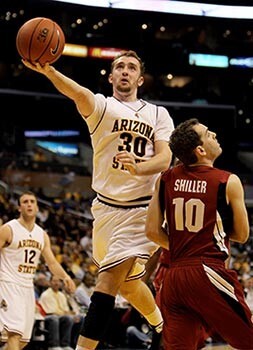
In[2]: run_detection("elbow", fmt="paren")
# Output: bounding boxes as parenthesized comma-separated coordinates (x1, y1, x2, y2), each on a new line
(239, 226, 250, 243)
(161, 153, 172, 172)
(240, 232, 249, 244)
(146, 228, 169, 250)
(230, 228, 249, 244)
(146, 228, 158, 243)
(233, 236, 249, 244)
(146, 229, 153, 241)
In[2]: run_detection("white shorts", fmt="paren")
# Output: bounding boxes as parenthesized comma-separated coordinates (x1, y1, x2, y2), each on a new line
(91, 198, 159, 280)
(0, 280, 35, 342)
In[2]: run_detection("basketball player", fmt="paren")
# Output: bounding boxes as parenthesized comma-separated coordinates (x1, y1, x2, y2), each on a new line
(23, 50, 174, 350)
(146, 118, 253, 349)
(0, 191, 76, 350)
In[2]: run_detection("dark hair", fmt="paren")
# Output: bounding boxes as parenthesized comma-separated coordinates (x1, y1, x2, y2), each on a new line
(18, 191, 37, 205)
(169, 118, 202, 165)
(111, 50, 145, 75)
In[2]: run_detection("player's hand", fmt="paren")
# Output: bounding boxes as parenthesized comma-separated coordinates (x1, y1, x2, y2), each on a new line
(22, 59, 52, 75)
(63, 275, 76, 294)
(115, 151, 138, 175)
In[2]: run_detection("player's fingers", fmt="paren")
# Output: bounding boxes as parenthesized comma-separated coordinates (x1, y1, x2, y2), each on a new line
(116, 154, 135, 162)
(22, 59, 40, 70)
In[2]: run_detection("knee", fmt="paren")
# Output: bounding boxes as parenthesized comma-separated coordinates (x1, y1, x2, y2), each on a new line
(61, 315, 74, 326)
(45, 314, 59, 325)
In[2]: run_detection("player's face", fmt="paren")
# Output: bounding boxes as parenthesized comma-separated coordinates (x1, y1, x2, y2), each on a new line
(194, 123, 222, 161)
(109, 56, 144, 94)
(18, 194, 38, 218)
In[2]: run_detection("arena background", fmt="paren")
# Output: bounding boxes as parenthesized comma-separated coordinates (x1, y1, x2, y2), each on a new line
(1, 1, 253, 177)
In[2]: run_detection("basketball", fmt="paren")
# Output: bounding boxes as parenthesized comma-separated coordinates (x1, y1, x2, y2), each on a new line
(16, 17, 65, 65)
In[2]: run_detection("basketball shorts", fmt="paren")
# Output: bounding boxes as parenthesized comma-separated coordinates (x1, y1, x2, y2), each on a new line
(0, 280, 35, 342)
(91, 198, 159, 281)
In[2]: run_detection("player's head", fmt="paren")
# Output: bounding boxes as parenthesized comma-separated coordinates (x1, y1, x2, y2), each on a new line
(109, 50, 145, 95)
(18, 191, 39, 217)
(169, 118, 222, 165)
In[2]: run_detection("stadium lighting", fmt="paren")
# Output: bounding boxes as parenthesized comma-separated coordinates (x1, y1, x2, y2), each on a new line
(52, 0, 253, 19)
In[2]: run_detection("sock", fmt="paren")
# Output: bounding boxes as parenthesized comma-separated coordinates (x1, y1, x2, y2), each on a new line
(145, 305, 163, 333)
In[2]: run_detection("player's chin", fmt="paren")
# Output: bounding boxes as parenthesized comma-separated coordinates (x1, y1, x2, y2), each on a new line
(117, 85, 131, 93)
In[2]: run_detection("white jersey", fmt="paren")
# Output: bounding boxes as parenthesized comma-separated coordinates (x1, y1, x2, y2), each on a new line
(0, 219, 45, 287)
(84, 94, 174, 205)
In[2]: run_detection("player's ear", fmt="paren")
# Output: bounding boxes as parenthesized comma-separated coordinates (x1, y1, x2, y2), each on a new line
(196, 145, 206, 156)
(137, 76, 144, 86)
(108, 73, 113, 84)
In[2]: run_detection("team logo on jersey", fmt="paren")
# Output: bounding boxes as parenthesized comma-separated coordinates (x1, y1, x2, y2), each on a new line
(111, 118, 154, 142)
(0, 299, 7, 311)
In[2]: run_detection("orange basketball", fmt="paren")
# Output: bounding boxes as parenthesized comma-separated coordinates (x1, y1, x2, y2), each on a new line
(16, 17, 65, 65)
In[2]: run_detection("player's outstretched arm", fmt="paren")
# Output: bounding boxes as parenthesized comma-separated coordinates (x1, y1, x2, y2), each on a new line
(22, 60, 95, 118)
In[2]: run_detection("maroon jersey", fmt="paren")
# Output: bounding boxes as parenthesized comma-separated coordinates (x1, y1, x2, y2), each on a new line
(159, 164, 253, 350)
(161, 164, 233, 263)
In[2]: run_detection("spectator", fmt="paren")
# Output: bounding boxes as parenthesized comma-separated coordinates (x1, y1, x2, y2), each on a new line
(244, 276, 253, 314)
(32, 147, 47, 162)
(74, 271, 96, 309)
(34, 271, 50, 300)
(39, 275, 79, 350)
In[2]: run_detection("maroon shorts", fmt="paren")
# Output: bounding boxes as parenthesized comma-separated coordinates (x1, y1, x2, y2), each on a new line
(160, 257, 253, 350)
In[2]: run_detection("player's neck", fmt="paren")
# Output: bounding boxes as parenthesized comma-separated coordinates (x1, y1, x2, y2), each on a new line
(18, 217, 35, 232)
(189, 160, 213, 167)
(113, 92, 138, 102)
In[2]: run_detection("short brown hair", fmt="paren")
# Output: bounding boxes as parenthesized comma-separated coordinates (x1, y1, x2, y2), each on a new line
(169, 118, 202, 166)
(111, 50, 145, 75)
(18, 191, 37, 205)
